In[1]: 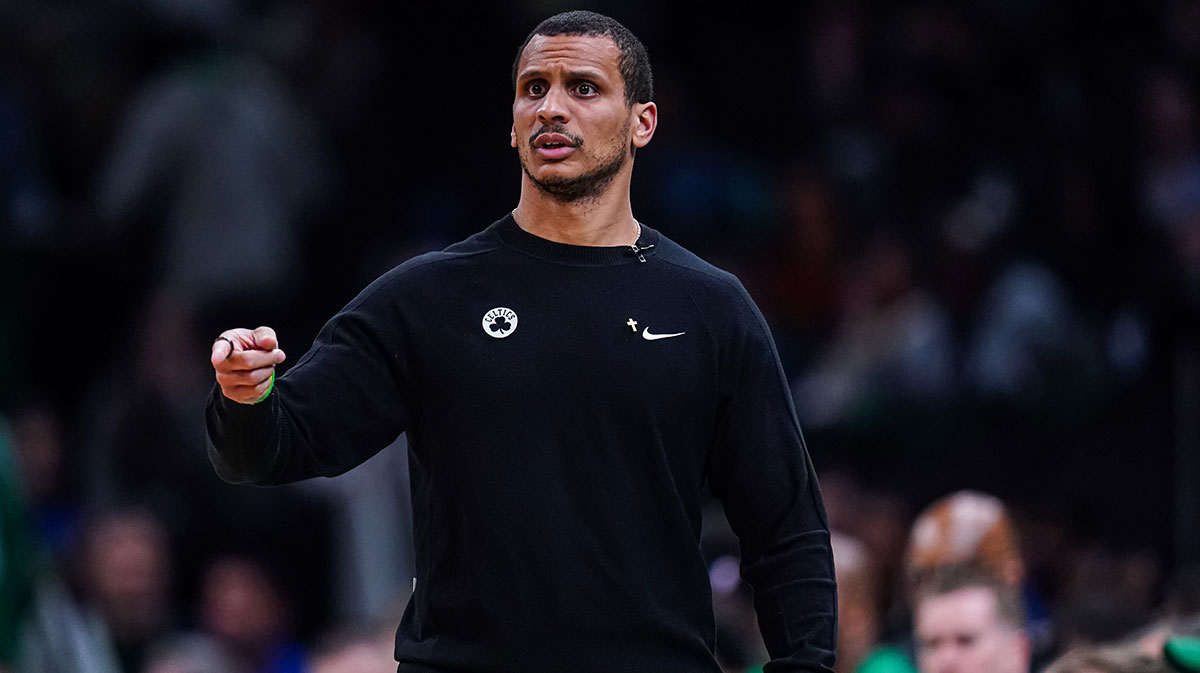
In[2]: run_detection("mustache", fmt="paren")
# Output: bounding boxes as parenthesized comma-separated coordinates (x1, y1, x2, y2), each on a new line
(529, 125, 584, 147)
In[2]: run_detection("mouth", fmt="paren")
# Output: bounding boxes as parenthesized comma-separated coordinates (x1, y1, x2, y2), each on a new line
(531, 132, 579, 160)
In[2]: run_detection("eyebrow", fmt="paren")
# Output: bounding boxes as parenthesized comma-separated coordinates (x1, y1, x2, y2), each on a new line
(518, 69, 607, 83)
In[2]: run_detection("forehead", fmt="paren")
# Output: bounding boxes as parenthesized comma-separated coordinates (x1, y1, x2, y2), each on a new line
(916, 587, 1001, 635)
(516, 33, 622, 79)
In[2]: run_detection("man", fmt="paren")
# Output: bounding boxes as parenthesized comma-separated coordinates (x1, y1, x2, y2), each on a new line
(858, 490, 1047, 673)
(206, 10, 836, 673)
(914, 570, 1030, 673)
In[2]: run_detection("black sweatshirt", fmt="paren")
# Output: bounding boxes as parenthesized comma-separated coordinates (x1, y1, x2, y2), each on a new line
(206, 214, 836, 673)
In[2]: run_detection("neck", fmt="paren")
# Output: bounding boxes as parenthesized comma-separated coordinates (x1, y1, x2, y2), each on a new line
(512, 178, 639, 246)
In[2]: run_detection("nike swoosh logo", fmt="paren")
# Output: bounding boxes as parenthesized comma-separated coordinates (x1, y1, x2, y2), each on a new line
(642, 327, 685, 341)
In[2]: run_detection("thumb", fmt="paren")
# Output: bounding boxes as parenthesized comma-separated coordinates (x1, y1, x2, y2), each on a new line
(252, 326, 279, 351)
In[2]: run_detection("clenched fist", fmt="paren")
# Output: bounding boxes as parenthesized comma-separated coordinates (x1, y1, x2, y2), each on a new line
(211, 326, 287, 404)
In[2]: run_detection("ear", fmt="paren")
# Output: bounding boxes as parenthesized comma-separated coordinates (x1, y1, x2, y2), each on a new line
(631, 102, 657, 149)
(511, 125, 518, 148)
(1001, 559, 1024, 588)
(1016, 631, 1032, 672)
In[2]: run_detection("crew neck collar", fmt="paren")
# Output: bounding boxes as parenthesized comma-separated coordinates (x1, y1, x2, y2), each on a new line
(495, 213, 660, 266)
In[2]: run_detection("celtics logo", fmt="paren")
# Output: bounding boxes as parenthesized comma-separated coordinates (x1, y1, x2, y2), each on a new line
(482, 307, 518, 338)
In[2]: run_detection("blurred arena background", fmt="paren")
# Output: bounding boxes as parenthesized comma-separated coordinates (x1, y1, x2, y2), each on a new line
(1, 1, 1199, 672)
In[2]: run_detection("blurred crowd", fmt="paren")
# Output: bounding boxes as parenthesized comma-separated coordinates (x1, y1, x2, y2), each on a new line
(2, 0, 1200, 672)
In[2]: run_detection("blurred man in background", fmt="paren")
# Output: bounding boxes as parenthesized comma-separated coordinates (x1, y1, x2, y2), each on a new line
(914, 569, 1030, 673)
(858, 490, 1047, 673)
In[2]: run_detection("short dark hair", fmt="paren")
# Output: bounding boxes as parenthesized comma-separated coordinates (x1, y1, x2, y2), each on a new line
(512, 10, 654, 106)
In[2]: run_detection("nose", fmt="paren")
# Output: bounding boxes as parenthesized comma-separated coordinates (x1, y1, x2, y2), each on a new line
(537, 86, 570, 124)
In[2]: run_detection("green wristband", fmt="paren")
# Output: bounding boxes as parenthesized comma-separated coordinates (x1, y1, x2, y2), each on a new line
(253, 370, 275, 404)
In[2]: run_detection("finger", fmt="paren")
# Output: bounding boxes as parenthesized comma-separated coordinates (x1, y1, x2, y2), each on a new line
(224, 375, 274, 404)
(211, 338, 233, 365)
(216, 366, 275, 388)
(253, 374, 274, 398)
(224, 348, 286, 371)
(252, 326, 279, 351)
(223, 329, 258, 349)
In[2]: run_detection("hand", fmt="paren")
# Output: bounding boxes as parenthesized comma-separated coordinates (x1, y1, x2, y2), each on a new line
(211, 326, 287, 404)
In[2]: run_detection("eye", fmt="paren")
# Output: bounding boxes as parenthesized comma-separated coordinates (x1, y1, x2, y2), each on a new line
(575, 83, 597, 96)
(526, 81, 546, 96)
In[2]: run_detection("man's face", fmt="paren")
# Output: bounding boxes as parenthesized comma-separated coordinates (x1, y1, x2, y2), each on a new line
(916, 587, 1030, 673)
(511, 33, 654, 202)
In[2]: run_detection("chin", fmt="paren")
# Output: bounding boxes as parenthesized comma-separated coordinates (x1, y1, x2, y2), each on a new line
(542, 164, 582, 178)
(532, 164, 584, 184)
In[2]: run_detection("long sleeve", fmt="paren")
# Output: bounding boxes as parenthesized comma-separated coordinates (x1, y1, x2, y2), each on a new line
(204, 217, 833, 672)
(706, 287, 838, 673)
(205, 271, 411, 485)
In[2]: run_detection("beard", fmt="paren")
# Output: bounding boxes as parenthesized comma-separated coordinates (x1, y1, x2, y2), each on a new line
(520, 122, 631, 203)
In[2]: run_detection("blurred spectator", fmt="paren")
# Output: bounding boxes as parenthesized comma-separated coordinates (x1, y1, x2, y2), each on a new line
(0, 72, 51, 407)
(816, 469, 912, 645)
(307, 625, 395, 673)
(1164, 566, 1200, 618)
(1050, 544, 1161, 653)
(793, 229, 955, 430)
(82, 508, 175, 672)
(1042, 644, 1166, 673)
(9, 402, 80, 563)
(83, 291, 211, 501)
(198, 555, 306, 673)
(1054, 590, 1155, 656)
(93, 6, 330, 324)
(834, 531, 884, 673)
(754, 167, 846, 368)
(0, 70, 55, 244)
(21, 507, 175, 673)
(908, 491, 1051, 653)
(962, 258, 1111, 421)
(1138, 68, 1200, 306)
(81, 292, 219, 587)
(0, 413, 37, 669)
(141, 633, 245, 673)
(861, 490, 1050, 673)
(298, 435, 413, 626)
(1126, 615, 1200, 667)
(914, 568, 1031, 673)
